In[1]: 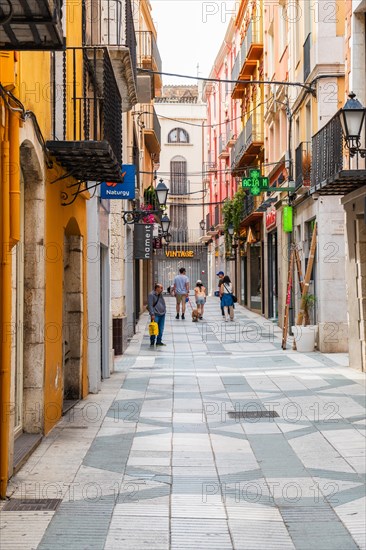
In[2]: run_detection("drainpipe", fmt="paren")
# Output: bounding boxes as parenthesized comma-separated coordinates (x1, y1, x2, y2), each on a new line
(0, 108, 11, 498)
(9, 109, 20, 246)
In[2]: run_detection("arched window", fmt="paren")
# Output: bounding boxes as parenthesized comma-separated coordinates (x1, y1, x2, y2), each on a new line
(168, 127, 189, 143)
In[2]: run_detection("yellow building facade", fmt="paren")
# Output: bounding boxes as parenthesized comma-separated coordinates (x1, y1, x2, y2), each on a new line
(0, 1, 102, 497)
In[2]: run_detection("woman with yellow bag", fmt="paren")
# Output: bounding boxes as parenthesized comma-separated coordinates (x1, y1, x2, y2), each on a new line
(147, 283, 167, 348)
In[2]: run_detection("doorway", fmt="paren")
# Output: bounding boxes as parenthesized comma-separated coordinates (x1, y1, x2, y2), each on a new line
(62, 231, 83, 410)
(268, 231, 278, 319)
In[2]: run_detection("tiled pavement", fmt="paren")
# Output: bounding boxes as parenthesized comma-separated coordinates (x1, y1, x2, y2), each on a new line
(1, 297, 366, 550)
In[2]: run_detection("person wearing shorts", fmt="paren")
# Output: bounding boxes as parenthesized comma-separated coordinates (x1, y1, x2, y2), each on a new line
(172, 267, 189, 319)
(194, 280, 206, 319)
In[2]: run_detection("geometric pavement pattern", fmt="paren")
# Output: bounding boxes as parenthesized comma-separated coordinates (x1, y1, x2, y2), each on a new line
(1, 297, 365, 550)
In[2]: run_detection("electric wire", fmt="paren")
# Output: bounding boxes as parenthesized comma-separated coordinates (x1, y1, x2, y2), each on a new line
(135, 96, 274, 129)
(137, 68, 316, 94)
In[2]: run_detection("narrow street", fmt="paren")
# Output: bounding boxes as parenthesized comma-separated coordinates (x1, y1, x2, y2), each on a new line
(1, 298, 365, 550)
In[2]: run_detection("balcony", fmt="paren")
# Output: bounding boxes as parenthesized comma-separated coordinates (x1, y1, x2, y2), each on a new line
(232, 21, 263, 99)
(83, 0, 137, 112)
(46, 47, 123, 183)
(226, 130, 236, 148)
(310, 112, 366, 195)
(136, 31, 162, 100)
(231, 115, 263, 173)
(141, 104, 161, 157)
(0, 0, 64, 50)
(295, 141, 312, 190)
(218, 135, 229, 159)
(203, 162, 217, 174)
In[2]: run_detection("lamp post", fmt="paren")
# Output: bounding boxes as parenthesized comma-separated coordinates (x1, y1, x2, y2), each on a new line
(340, 92, 366, 161)
(122, 178, 170, 234)
(155, 179, 169, 207)
(199, 219, 205, 231)
(161, 214, 171, 235)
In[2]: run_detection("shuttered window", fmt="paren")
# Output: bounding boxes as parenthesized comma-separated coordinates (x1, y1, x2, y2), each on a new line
(170, 158, 187, 195)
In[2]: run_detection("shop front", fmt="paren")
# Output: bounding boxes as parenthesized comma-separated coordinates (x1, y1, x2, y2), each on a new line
(239, 213, 263, 313)
(154, 245, 208, 293)
(266, 208, 278, 320)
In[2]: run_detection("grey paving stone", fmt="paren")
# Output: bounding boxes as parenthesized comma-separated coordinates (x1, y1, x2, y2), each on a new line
(38, 496, 115, 550)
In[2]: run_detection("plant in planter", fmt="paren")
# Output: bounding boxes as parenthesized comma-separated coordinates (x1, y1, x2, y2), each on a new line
(303, 293, 316, 326)
(292, 293, 318, 352)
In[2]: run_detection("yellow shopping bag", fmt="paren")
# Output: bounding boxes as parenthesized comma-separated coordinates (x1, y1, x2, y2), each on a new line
(148, 321, 159, 336)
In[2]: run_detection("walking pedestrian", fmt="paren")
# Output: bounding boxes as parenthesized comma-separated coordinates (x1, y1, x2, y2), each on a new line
(219, 275, 234, 321)
(194, 280, 206, 319)
(217, 271, 225, 318)
(147, 283, 167, 347)
(172, 267, 189, 319)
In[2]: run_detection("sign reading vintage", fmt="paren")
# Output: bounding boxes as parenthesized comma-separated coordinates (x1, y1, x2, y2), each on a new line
(165, 250, 195, 258)
(134, 224, 153, 260)
(101, 164, 136, 199)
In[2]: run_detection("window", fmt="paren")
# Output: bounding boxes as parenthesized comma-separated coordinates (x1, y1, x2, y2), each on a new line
(170, 156, 187, 194)
(170, 205, 188, 242)
(168, 127, 189, 143)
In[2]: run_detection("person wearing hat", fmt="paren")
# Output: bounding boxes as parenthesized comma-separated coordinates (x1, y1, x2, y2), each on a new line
(194, 280, 206, 319)
(217, 271, 225, 317)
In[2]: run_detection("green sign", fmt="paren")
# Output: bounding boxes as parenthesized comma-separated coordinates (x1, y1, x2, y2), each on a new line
(242, 169, 269, 196)
(283, 205, 293, 232)
(242, 170, 296, 195)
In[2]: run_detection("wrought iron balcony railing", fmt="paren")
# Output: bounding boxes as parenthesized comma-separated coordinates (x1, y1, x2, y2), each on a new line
(295, 141, 312, 189)
(203, 162, 217, 174)
(232, 20, 263, 99)
(231, 52, 241, 84)
(218, 134, 229, 158)
(231, 115, 263, 171)
(0, 0, 64, 50)
(311, 111, 366, 195)
(242, 195, 255, 220)
(83, 0, 137, 111)
(47, 47, 123, 185)
(136, 30, 162, 73)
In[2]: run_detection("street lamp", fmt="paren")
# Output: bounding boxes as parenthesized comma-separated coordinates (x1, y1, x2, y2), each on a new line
(199, 219, 205, 231)
(340, 92, 366, 158)
(155, 179, 169, 207)
(122, 178, 170, 227)
(227, 224, 234, 236)
(161, 214, 171, 235)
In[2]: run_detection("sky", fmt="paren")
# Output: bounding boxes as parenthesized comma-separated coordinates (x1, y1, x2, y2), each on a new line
(150, 1, 236, 85)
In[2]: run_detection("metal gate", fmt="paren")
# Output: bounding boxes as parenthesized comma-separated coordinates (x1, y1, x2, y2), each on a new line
(157, 258, 202, 295)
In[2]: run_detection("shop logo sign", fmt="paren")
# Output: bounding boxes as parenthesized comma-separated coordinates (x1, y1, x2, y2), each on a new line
(134, 224, 153, 259)
(101, 165, 136, 199)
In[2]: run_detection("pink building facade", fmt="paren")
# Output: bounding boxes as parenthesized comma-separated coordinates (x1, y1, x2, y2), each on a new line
(202, 18, 239, 292)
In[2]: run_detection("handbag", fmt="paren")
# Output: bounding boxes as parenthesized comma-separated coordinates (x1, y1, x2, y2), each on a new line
(148, 321, 159, 336)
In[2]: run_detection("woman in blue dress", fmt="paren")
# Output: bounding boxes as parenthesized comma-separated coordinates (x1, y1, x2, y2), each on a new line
(219, 275, 234, 322)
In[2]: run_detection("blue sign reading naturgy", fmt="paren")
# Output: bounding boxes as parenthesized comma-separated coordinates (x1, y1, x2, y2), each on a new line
(101, 164, 136, 199)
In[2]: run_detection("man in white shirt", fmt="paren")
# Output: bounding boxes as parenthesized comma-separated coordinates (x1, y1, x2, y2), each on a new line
(172, 267, 189, 320)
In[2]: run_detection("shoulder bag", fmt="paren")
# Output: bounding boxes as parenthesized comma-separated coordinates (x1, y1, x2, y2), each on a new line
(224, 284, 238, 303)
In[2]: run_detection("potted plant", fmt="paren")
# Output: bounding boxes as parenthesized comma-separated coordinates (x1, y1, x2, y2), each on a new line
(292, 294, 318, 352)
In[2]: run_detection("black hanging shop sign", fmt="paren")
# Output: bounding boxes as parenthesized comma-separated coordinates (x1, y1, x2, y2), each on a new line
(134, 224, 153, 259)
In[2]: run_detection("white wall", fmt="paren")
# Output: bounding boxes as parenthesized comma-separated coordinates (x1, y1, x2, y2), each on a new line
(155, 100, 207, 242)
